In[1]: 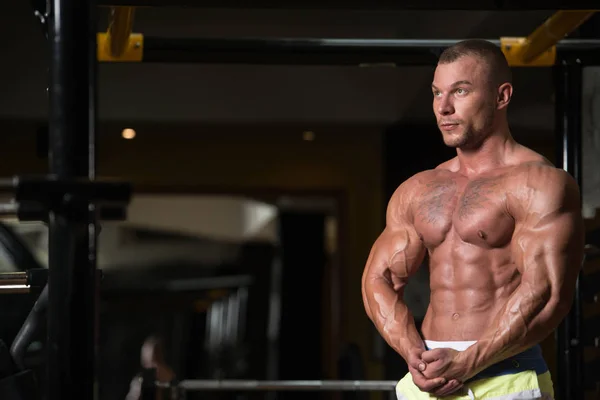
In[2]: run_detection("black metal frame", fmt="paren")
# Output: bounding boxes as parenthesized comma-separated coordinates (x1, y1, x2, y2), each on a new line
(46, 0, 99, 397)
(95, 0, 598, 9)
(0, 0, 132, 399)
(554, 61, 584, 400)
(134, 37, 600, 65)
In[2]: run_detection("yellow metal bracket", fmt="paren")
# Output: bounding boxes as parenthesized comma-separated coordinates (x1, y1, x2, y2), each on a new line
(500, 37, 556, 67)
(501, 10, 597, 67)
(98, 6, 143, 62)
(97, 32, 144, 61)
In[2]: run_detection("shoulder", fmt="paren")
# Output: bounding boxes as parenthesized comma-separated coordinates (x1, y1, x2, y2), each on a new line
(511, 162, 578, 192)
(386, 169, 444, 222)
(508, 162, 580, 217)
(389, 169, 438, 201)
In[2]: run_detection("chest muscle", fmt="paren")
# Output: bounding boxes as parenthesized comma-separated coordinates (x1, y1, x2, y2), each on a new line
(413, 176, 515, 248)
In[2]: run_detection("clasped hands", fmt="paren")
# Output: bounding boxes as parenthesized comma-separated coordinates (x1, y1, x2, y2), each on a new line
(406, 347, 472, 397)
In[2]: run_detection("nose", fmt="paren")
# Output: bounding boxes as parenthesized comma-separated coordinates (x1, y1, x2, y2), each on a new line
(437, 95, 454, 116)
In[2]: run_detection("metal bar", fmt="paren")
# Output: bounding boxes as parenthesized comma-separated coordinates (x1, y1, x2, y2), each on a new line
(266, 250, 283, 386)
(106, 6, 136, 57)
(140, 37, 449, 65)
(0, 203, 18, 216)
(0, 269, 47, 293)
(96, 0, 598, 9)
(517, 10, 596, 63)
(10, 285, 48, 371)
(0, 272, 27, 286)
(122, 37, 600, 66)
(554, 60, 584, 400)
(177, 380, 398, 391)
(47, 0, 97, 399)
(0, 286, 30, 294)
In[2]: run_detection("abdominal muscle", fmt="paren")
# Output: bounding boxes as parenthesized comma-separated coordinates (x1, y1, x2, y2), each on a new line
(419, 248, 521, 342)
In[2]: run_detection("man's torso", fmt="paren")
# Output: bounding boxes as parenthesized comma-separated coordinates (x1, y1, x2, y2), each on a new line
(407, 156, 551, 341)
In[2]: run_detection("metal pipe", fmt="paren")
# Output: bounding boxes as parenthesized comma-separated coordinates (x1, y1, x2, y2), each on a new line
(10, 285, 48, 370)
(517, 10, 596, 63)
(125, 37, 600, 65)
(0, 286, 30, 294)
(47, 0, 97, 398)
(0, 202, 18, 217)
(106, 7, 136, 58)
(177, 380, 398, 391)
(554, 61, 584, 400)
(0, 272, 27, 286)
(95, 0, 600, 9)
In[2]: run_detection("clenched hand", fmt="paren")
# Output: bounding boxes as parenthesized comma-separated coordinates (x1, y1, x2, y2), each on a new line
(406, 347, 464, 397)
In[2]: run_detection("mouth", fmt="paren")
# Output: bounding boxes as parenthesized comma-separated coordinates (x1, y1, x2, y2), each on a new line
(440, 123, 459, 132)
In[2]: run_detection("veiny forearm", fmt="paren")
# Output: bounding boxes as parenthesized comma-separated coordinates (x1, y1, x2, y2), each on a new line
(462, 279, 570, 376)
(364, 276, 424, 360)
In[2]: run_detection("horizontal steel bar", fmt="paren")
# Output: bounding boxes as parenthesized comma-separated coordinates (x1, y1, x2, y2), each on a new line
(177, 380, 398, 391)
(138, 37, 600, 66)
(0, 272, 28, 286)
(0, 285, 30, 294)
(0, 202, 18, 217)
(97, 0, 598, 9)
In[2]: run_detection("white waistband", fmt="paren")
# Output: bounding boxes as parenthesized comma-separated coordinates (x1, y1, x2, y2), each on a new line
(424, 340, 477, 351)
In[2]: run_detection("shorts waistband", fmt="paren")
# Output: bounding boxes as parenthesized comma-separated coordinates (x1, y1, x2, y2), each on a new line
(423, 342, 548, 382)
(424, 340, 476, 351)
(468, 345, 548, 382)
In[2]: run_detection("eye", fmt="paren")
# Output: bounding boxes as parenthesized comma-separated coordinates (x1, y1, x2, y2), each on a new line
(432, 90, 441, 97)
(456, 88, 468, 95)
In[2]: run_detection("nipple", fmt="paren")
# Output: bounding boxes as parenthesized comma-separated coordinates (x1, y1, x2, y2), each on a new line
(478, 230, 487, 239)
(418, 233, 424, 241)
(452, 313, 460, 320)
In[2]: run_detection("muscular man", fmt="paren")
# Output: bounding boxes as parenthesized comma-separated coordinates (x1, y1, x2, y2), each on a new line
(362, 39, 585, 399)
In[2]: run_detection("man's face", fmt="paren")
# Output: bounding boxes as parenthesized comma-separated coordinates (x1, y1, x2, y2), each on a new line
(431, 55, 498, 149)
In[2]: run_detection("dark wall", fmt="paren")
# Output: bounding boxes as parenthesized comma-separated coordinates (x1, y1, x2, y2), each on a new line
(383, 123, 455, 201)
(277, 211, 327, 400)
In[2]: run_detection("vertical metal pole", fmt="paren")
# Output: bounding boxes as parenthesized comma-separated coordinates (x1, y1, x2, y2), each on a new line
(266, 249, 283, 400)
(554, 59, 584, 400)
(47, 0, 97, 398)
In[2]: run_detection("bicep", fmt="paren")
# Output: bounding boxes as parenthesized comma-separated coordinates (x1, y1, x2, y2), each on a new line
(513, 186, 584, 299)
(362, 225, 425, 322)
(362, 225, 426, 290)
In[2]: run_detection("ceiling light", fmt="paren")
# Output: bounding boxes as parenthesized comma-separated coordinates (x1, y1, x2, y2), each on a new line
(122, 128, 136, 139)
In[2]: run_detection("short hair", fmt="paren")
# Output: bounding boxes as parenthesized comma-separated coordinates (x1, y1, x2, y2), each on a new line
(438, 39, 512, 86)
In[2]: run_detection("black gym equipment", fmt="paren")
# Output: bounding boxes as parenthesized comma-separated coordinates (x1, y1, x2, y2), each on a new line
(124, 37, 600, 66)
(0, 1, 133, 400)
(0, 225, 47, 400)
(94, 0, 597, 9)
(554, 62, 585, 400)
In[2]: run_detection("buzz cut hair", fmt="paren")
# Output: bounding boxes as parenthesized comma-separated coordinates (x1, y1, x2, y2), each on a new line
(438, 39, 512, 86)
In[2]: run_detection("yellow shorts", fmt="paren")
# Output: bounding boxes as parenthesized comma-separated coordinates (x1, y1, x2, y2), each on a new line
(395, 370, 554, 400)
(395, 341, 554, 400)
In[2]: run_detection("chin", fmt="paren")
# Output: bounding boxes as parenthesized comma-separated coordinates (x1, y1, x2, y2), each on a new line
(442, 134, 468, 148)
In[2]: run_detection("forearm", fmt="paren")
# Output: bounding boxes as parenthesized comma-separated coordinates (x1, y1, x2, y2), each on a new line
(363, 277, 424, 360)
(462, 280, 570, 376)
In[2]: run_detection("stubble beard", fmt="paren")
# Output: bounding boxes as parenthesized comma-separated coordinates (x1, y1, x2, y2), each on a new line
(442, 126, 472, 149)
(443, 108, 496, 150)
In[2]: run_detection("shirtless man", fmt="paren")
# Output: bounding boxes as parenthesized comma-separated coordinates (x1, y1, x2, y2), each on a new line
(361, 39, 585, 399)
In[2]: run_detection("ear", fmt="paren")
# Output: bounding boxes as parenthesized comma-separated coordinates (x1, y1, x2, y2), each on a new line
(496, 82, 513, 110)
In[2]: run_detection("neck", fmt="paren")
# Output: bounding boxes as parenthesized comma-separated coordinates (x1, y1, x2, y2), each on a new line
(456, 126, 515, 175)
